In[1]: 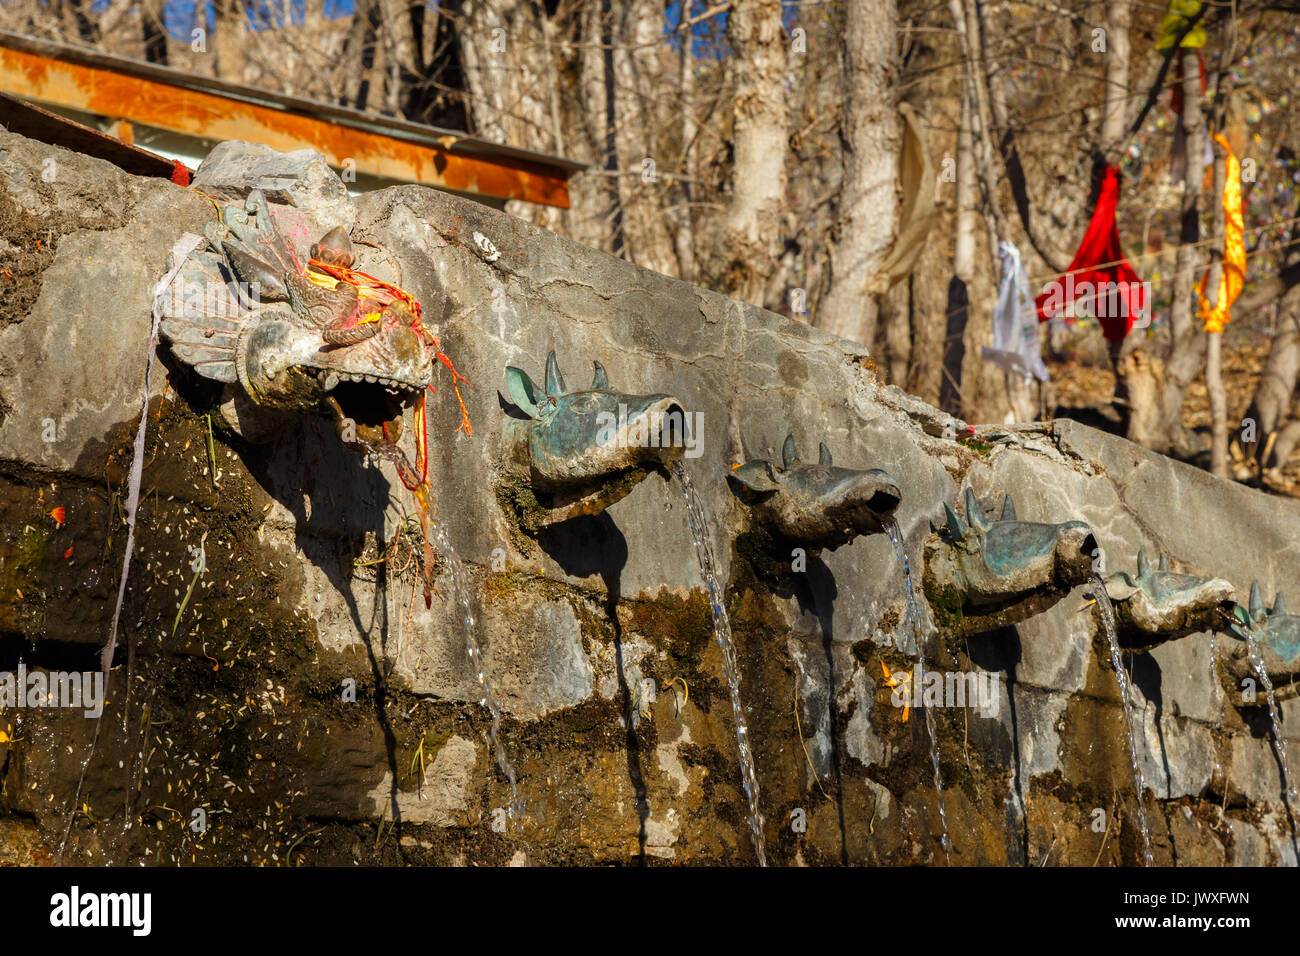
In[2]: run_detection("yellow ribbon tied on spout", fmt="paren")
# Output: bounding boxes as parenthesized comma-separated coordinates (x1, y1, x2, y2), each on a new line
(1196, 134, 1245, 334)
(1155, 0, 1207, 50)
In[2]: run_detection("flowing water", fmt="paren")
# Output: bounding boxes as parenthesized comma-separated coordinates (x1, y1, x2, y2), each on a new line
(367, 440, 523, 816)
(883, 517, 951, 863)
(1091, 573, 1152, 866)
(1206, 631, 1225, 801)
(670, 461, 766, 866)
(1241, 631, 1298, 810)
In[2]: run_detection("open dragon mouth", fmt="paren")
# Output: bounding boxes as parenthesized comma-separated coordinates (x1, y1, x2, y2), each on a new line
(316, 369, 425, 443)
(156, 189, 474, 469)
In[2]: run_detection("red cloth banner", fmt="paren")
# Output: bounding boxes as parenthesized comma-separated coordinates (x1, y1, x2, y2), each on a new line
(1035, 165, 1146, 342)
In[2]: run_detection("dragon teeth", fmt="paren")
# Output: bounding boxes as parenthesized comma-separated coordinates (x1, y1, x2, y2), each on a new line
(313, 369, 417, 392)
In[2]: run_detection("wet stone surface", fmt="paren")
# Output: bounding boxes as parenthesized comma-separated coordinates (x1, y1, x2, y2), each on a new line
(0, 132, 1297, 865)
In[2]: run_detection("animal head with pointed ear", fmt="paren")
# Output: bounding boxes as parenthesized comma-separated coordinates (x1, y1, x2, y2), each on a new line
(726, 433, 901, 551)
(501, 350, 687, 526)
(1101, 548, 1235, 649)
(159, 191, 437, 445)
(1220, 582, 1300, 700)
(924, 488, 1097, 635)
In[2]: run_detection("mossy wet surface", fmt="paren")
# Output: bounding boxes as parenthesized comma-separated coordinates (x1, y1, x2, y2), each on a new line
(496, 459, 656, 539)
(0, 382, 834, 864)
(922, 569, 965, 634)
(0, 378, 1286, 865)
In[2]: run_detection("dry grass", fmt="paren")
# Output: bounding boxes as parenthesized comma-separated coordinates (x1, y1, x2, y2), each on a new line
(1047, 328, 1300, 496)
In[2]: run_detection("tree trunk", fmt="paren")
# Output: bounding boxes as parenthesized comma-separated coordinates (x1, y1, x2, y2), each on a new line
(342, 0, 376, 109)
(718, 0, 788, 306)
(140, 0, 169, 65)
(213, 0, 248, 82)
(1101, 0, 1131, 161)
(609, 0, 682, 276)
(456, 0, 551, 148)
(452, 0, 570, 231)
(1102, 0, 1133, 428)
(96, 0, 133, 42)
(882, 280, 911, 385)
(1270, 419, 1300, 476)
(674, 33, 698, 284)
(1206, 331, 1227, 474)
(1204, 137, 1229, 478)
(1235, 262, 1300, 314)
(378, 0, 421, 116)
(814, 0, 901, 346)
(1127, 47, 1206, 455)
(1245, 304, 1299, 462)
(952, 0, 1008, 244)
(940, 83, 977, 417)
(1243, 211, 1300, 471)
(570, 0, 625, 257)
(975, 0, 1071, 273)
(911, 235, 951, 406)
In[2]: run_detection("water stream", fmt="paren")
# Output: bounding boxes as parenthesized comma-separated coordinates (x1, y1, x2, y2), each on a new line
(1091, 573, 1153, 866)
(1241, 630, 1298, 811)
(670, 461, 767, 866)
(883, 517, 952, 863)
(367, 440, 523, 816)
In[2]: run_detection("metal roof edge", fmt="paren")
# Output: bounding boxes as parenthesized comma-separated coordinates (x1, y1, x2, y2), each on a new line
(0, 28, 588, 176)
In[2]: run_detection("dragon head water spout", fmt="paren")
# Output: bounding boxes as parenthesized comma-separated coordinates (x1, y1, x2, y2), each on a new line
(1220, 582, 1300, 702)
(923, 489, 1096, 635)
(159, 191, 439, 444)
(726, 434, 901, 553)
(1100, 549, 1234, 650)
(500, 352, 686, 529)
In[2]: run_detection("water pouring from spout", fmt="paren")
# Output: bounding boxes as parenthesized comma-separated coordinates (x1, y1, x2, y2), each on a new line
(364, 437, 523, 818)
(671, 461, 767, 865)
(883, 516, 952, 864)
(1090, 573, 1153, 866)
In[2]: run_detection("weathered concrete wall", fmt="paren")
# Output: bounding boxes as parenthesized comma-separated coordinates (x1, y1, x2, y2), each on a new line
(0, 130, 1296, 865)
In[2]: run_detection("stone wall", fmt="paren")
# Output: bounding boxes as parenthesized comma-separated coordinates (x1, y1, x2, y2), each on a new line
(0, 130, 1295, 865)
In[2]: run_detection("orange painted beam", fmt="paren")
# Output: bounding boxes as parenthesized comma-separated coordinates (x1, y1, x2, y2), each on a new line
(0, 45, 570, 208)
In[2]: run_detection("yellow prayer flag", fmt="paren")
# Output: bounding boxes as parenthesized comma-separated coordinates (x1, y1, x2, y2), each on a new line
(1196, 134, 1245, 334)
(1155, 0, 1208, 50)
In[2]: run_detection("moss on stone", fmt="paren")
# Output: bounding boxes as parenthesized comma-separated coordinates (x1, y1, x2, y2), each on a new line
(495, 473, 549, 534)
(1, 521, 48, 597)
(957, 435, 992, 456)
(923, 573, 965, 632)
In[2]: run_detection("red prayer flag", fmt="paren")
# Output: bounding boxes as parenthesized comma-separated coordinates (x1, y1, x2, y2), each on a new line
(1035, 165, 1146, 342)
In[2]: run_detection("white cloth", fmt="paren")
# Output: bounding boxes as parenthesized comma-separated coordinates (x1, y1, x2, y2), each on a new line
(102, 233, 204, 673)
(982, 240, 1049, 383)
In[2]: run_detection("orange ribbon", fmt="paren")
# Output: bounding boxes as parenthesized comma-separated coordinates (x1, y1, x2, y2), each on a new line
(1196, 133, 1245, 334)
(306, 259, 473, 484)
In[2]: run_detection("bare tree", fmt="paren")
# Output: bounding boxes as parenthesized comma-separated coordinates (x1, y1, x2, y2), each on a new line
(1240, 199, 1300, 477)
(213, 0, 248, 82)
(1125, 46, 1208, 455)
(814, 0, 902, 346)
(941, 83, 977, 417)
(717, 0, 787, 305)
(1204, 135, 1229, 477)
(13, 0, 1300, 490)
